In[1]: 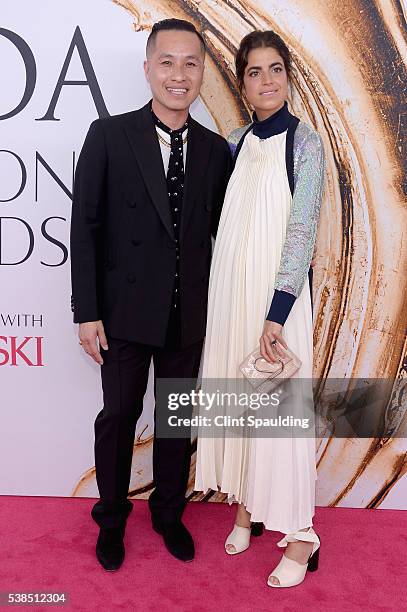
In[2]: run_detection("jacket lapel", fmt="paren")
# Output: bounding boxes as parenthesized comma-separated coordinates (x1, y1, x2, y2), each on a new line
(124, 103, 174, 240)
(180, 118, 213, 239)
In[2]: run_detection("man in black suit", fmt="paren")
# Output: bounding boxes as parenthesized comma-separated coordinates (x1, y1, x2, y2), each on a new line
(70, 19, 231, 570)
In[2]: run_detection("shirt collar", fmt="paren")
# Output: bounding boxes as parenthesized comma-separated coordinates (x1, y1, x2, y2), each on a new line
(252, 101, 290, 139)
(150, 100, 189, 136)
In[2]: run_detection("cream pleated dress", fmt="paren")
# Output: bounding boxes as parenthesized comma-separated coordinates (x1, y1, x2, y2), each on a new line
(194, 127, 318, 534)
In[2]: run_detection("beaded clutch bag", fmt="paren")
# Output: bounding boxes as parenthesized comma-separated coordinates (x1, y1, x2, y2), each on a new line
(239, 343, 302, 394)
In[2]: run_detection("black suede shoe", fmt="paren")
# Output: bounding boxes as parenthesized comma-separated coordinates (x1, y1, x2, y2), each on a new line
(152, 520, 194, 562)
(96, 526, 125, 571)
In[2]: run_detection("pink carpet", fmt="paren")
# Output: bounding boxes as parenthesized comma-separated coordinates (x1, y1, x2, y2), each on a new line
(0, 497, 405, 611)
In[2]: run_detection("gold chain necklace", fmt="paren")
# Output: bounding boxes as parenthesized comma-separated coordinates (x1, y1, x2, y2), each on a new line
(156, 130, 188, 148)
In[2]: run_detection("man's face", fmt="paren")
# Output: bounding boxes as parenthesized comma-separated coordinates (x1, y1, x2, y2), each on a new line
(144, 29, 205, 112)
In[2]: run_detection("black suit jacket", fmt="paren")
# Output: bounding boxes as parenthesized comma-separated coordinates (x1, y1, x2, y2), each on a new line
(70, 101, 232, 348)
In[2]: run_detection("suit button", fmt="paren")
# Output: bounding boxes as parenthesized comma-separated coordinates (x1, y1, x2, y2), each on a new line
(127, 274, 136, 283)
(131, 239, 141, 247)
(204, 203, 212, 211)
(128, 200, 137, 208)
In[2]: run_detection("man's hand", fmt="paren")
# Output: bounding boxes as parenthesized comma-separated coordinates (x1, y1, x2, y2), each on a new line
(78, 320, 108, 365)
(259, 320, 288, 363)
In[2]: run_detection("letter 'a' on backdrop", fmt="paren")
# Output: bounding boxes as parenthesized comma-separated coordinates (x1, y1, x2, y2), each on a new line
(0, 0, 406, 509)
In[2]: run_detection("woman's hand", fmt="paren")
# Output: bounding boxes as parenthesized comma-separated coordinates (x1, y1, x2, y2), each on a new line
(259, 320, 288, 363)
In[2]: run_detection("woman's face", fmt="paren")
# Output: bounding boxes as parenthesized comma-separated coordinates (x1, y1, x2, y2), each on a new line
(243, 46, 289, 120)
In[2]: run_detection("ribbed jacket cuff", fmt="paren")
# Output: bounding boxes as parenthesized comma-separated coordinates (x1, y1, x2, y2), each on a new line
(266, 289, 296, 326)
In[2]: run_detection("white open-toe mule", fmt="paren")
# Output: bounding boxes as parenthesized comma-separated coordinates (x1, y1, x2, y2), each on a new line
(267, 527, 320, 588)
(225, 522, 265, 555)
(224, 524, 251, 555)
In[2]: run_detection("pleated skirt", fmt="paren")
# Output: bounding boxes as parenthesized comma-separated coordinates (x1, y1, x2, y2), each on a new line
(194, 130, 317, 534)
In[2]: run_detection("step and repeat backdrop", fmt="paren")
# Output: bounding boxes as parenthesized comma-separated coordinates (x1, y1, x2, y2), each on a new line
(1, 0, 406, 509)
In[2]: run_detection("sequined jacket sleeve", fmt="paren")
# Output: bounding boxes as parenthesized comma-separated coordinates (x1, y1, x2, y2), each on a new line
(266, 123, 326, 325)
(227, 126, 248, 156)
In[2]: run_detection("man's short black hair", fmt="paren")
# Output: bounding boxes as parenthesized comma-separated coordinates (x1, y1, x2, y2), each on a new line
(146, 18, 206, 56)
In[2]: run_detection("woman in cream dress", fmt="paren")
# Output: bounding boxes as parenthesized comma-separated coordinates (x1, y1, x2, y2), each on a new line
(194, 31, 326, 588)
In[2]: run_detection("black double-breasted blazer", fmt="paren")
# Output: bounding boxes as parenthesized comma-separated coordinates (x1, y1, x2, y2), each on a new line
(70, 102, 232, 348)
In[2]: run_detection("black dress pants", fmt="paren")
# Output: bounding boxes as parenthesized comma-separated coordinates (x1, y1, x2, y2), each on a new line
(91, 308, 203, 530)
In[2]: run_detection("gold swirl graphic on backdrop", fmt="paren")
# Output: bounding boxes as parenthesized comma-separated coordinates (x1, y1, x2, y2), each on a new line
(73, 0, 407, 508)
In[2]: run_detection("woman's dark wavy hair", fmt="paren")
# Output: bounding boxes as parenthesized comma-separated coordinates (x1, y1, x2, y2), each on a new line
(235, 30, 292, 94)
